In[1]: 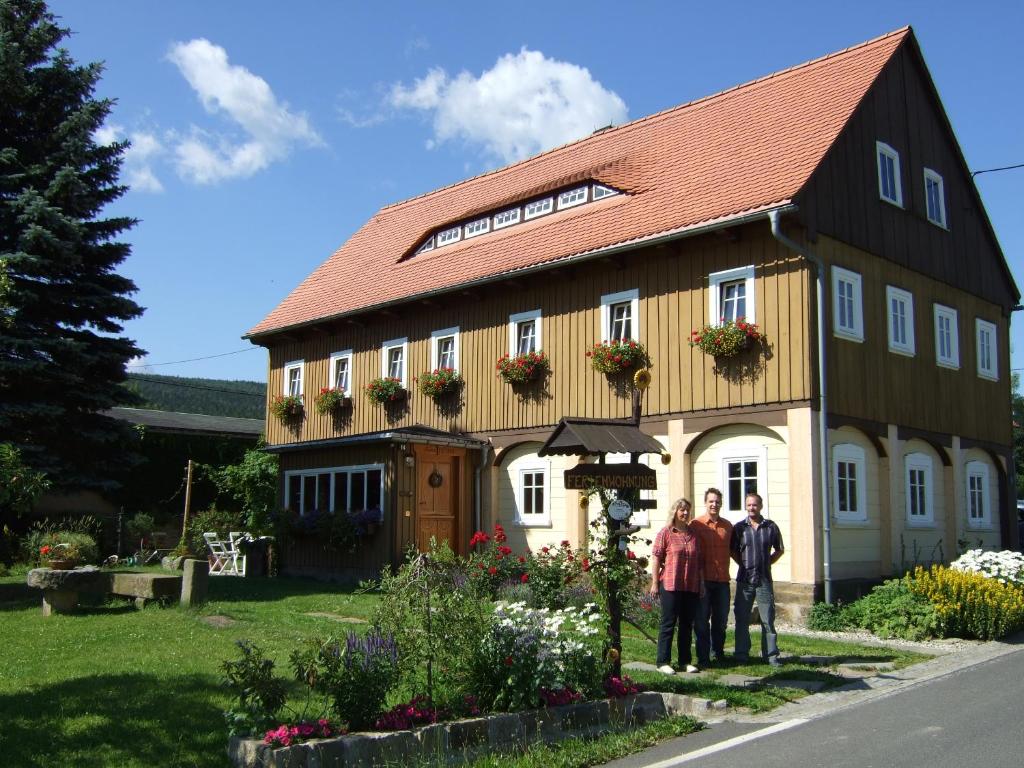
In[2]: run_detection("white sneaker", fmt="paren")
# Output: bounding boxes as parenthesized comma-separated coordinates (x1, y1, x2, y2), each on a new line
(685, 664, 700, 673)
(657, 664, 675, 675)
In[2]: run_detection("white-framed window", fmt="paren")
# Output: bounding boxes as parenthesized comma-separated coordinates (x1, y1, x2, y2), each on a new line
(415, 236, 435, 255)
(493, 207, 521, 229)
(924, 168, 947, 227)
(557, 186, 588, 210)
(877, 141, 903, 206)
(430, 327, 459, 371)
(592, 183, 618, 200)
(905, 452, 934, 526)
(509, 309, 542, 356)
(464, 218, 490, 239)
(284, 464, 385, 517)
(381, 337, 408, 386)
(720, 447, 768, 524)
(600, 288, 639, 342)
(524, 197, 553, 220)
(436, 226, 461, 247)
(933, 304, 959, 369)
(709, 266, 756, 325)
(329, 349, 353, 396)
(517, 464, 550, 526)
(975, 318, 998, 381)
(832, 266, 864, 342)
(833, 443, 867, 523)
(965, 460, 992, 529)
(283, 360, 304, 398)
(886, 286, 915, 356)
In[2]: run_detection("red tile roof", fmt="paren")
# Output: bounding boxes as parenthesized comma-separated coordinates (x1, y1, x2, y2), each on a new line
(247, 27, 910, 339)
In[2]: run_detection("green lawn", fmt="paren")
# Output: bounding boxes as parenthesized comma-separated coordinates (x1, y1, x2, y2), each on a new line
(0, 570, 929, 768)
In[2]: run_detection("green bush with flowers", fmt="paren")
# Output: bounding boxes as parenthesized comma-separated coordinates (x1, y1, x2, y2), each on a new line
(365, 377, 406, 405)
(313, 387, 351, 415)
(35, 530, 98, 566)
(270, 394, 304, 423)
(689, 318, 761, 358)
(495, 350, 549, 384)
(416, 367, 463, 399)
(586, 339, 648, 374)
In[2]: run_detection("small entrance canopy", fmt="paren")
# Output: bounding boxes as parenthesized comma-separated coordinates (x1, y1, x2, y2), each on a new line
(539, 417, 666, 458)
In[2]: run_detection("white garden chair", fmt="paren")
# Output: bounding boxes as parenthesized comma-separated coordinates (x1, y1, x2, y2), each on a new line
(227, 531, 249, 577)
(203, 532, 235, 576)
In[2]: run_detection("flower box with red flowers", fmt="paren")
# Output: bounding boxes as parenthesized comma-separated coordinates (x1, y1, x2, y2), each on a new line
(365, 377, 406, 405)
(313, 387, 352, 415)
(689, 318, 762, 358)
(269, 394, 304, 423)
(496, 350, 549, 385)
(416, 367, 463, 399)
(586, 339, 649, 375)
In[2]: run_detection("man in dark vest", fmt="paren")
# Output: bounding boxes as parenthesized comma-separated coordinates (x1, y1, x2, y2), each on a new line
(730, 492, 784, 666)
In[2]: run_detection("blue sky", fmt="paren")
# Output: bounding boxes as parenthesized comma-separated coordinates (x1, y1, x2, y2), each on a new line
(48, 1, 1023, 384)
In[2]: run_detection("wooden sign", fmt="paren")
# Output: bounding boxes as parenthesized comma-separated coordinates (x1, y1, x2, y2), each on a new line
(564, 463, 657, 491)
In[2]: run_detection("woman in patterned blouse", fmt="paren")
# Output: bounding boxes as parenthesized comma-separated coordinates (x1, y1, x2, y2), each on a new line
(649, 497, 703, 674)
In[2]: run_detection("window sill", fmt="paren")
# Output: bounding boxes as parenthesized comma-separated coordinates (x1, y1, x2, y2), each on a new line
(888, 346, 915, 358)
(833, 330, 864, 343)
(966, 523, 994, 532)
(936, 360, 960, 371)
(833, 518, 870, 528)
(905, 520, 936, 529)
(977, 372, 998, 382)
(880, 195, 904, 209)
(514, 520, 552, 529)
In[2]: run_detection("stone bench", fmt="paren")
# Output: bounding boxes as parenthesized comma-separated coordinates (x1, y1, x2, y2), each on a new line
(27, 560, 208, 615)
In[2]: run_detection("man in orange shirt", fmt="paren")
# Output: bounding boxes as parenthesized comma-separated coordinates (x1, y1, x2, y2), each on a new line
(691, 487, 733, 666)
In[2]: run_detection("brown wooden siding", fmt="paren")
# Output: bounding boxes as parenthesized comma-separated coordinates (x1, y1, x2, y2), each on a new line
(262, 224, 813, 446)
(796, 44, 1016, 311)
(818, 235, 1011, 445)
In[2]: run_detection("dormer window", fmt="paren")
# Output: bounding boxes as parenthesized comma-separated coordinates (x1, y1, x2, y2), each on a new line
(415, 236, 435, 255)
(557, 186, 588, 210)
(493, 208, 520, 229)
(524, 197, 553, 220)
(592, 184, 618, 200)
(464, 218, 490, 238)
(436, 226, 461, 247)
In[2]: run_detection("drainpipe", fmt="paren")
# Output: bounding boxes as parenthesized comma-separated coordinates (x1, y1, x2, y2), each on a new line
(768, 209, 833, 605)
(474, 444, 488, 535)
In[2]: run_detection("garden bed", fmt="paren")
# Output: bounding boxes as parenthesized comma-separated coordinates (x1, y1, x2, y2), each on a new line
(228, 691, 720, 768)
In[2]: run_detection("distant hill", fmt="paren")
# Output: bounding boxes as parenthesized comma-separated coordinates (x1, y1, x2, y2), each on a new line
(125, 373, 266, 419)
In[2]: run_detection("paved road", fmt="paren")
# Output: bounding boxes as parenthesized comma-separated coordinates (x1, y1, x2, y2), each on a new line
(609, 641, 1024, 768)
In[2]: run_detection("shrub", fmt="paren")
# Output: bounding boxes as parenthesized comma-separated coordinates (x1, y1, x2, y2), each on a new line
(495, 351, 549, 384)
(526, 539, 585, 610)
(125, 512, 155, 547)
(274, 508, 379, 554)
(843, 578, 938, 640)
(186, 506, 245, 556)
(24, 529, 99, 565)
(586, 339, 648, 374)
(467, 524, 526, 597)
(909, 565, 1024, 640)
(688, 319, 761, 358)
(221, 640, 288, 737)
(806, 600, 853, 632)
(950, 549, 1024, 588)
(291, 630, 400, 731)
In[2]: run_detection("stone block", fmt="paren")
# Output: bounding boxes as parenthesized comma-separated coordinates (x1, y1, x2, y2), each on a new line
(41, 589, 79, 616)
(487, 712, 525, 751)
(27, 566, 105, 592)
(445, 717, 489, 751)
(227, 736, 268, 768)
(518, 708, 558, 743)
(553, 699, 609, 732)
(413, 723, 447, 762)
(181, 558, 210, 607)
(626, 692, 667, 724)
(333, 731, 418, 768)
(108, 572, 182, 600)
(686, 697, 713, 715)
(659, 692, 693, 717)
(767, 678, 827, 692)
(266, 743, 311, 768)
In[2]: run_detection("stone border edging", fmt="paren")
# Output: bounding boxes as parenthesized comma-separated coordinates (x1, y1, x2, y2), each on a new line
(228, 691, 725, 767)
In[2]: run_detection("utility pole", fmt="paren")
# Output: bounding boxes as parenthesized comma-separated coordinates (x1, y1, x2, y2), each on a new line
(180, 460, 194, 543)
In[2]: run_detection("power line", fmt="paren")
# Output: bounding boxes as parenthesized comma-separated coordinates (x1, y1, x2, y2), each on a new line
(126, 347, 260, 368)
(127, 374, 266, 399)
(972, 162, 1024, 178)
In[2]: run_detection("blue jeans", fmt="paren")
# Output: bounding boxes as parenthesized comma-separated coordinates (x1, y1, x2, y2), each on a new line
(657, 587, 699, 667)
(696, 580, 730, 663)
(733, 581, 779, 662)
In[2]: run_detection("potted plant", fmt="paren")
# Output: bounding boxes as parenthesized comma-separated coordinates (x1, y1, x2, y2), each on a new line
(416, 368, 463, 399)
(496, 350, 549, 384)
(270, 394, 304, 423)
(689, 318, 762, 358)
(39, 541, 82, 569)
(586, 340, 648, 374)
(314, 387, 351, 415)
(365, 377, 406, 405)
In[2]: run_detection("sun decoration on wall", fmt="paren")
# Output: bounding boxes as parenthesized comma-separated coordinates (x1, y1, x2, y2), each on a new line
(633, 369, 652, 390)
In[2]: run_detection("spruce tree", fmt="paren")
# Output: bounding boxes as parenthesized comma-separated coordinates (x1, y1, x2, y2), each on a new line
(0, 0, 144, 491)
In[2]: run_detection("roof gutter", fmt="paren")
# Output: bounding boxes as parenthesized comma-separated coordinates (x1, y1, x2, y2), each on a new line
(768, 209, 833, 605)
(263, 430, 486, 454)
(246, 204, 798, 343)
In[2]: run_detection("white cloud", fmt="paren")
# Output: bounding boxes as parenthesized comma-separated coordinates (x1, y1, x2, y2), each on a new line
(389, 49, 628, 163)
(166, 38, 322, 184)
(94, 124, 166, 193)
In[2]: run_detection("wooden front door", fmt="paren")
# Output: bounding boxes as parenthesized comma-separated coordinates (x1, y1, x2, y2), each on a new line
(414, 445, 462, 553)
